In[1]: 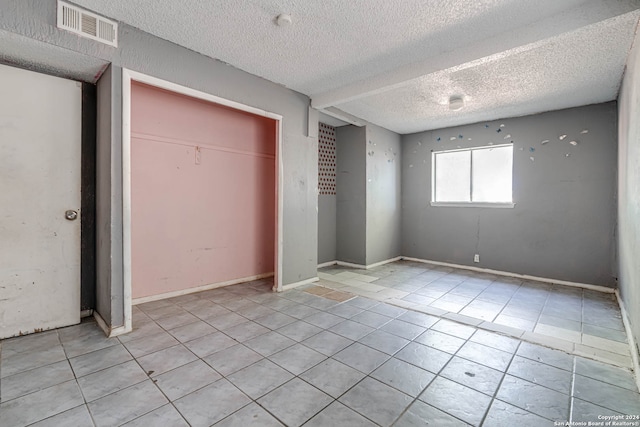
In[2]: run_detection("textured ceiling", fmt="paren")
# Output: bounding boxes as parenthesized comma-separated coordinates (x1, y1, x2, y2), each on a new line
(73, 0, 640, 133)
(339, 12, 640, 133)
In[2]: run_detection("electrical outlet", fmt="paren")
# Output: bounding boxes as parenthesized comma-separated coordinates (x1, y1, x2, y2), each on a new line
(474, 254, 480, 263)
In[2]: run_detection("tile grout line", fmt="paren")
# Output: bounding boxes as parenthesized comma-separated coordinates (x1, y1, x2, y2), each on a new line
(4, 267, 637, 426)
(1, 329, 100, 426)
(133, 288, 341, 426)
(380, 264, 620, 348)
(368, 268, 632, 372)
(426, 272, 477, 314)
(136, 288, 262, 425)
(389, 321, 519, 426)
(442, 273, 524, 330)
(124, 293, 284, 425)
(476, 339, 523, 426)
(389, 327, 471, 426)
(294, 294, 459, 425)
(490, 280, 527, 326)
(220, 366, 290, 427)
(579, 286, 585, 353)
(113, 330, 184, 425)
(568, 355, 578, 423)
(389, 378, 436, 426)
(390, 288, 628, 384)
(580, 287, 585, 341)
(531, 285, 554, 336)
(62, 326, 98, 427)
(329, 264, 633, 369)
(74, 326, 117, 426)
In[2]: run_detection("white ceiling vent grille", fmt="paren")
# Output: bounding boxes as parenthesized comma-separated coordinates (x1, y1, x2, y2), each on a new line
(57, 1, 118, 47)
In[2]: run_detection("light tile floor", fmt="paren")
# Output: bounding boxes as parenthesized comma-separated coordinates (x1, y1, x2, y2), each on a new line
(318, 260, 632, 368)
(1, 274, 639, 426)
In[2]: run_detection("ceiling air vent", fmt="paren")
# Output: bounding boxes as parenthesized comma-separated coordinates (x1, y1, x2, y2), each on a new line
(57, 1, 118, 47)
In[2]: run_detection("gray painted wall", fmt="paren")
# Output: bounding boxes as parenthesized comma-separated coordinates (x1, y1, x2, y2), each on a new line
(336, 126, 367, 265)
(1, 0, 318, 329)
(402, 103, 618, 286)
(333, 123, 402, 266)
(318, 195, 337, 263)
(618, 33, 640, 349)
(366, 125, 402, 265)
(95, 65, 124, 328)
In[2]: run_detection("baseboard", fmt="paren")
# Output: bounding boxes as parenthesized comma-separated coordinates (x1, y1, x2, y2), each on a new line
(317, 260, 337, 268)
(281, 276, 319, 291)
(132, 272, 275, 305)
(320, 255, 613, 293)
(336, 260, 367, 269)
(366, 256, 403, 269)
(93, 311, 131, 338)
(320, 256, 402, 270)
(615, 290, 640, 389)
(402, 257, 615, 294)
(93, 310, 109, 336)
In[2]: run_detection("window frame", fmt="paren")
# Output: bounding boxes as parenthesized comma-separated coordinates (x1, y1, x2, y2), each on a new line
(431, 143, 515, 208)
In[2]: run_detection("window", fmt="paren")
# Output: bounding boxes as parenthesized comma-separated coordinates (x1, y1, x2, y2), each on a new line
(432, 144, 514, 207)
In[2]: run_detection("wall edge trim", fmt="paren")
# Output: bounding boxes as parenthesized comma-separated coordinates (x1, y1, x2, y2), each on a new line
(336, 261, 367, 269)
(615, 290, 640, 390)
(317, 261, 338, 268)
(281, 276, 319, 291)
(401, 257, 615, 293)
(366, 256, 403, 269)
(93, 309, 109, 336)
(131, 272, 275, 305)
(332, 256, 403, 270)
(94, 311, 131, 338)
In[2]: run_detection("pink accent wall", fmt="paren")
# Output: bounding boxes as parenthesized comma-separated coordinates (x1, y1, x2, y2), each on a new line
(131, 82, 276, 299)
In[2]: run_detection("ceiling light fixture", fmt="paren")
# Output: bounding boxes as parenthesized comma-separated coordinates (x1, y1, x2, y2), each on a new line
(276, 14, 292, 27)
(449, 96, 464, 111)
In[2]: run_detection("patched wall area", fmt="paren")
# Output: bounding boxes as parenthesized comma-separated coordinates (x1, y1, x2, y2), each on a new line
(402, 103, 618, 286)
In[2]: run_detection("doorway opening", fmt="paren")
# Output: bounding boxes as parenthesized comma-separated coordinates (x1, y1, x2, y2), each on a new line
(122, 70, 284, 332)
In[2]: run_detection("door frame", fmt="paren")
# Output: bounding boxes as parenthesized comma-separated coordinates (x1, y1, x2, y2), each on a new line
(121, 68, 284, 332)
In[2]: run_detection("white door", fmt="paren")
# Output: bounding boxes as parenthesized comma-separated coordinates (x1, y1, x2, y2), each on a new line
(0, 64, 82, 339)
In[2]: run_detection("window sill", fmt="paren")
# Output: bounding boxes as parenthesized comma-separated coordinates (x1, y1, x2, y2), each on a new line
(430, 202, 515, 209)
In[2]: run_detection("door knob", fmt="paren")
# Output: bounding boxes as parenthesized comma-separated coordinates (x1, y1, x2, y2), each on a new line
(65, 210, 78, 221)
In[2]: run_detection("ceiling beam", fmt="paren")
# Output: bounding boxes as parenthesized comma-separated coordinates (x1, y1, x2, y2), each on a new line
(311, 1, 640, 109)
(318, 107, 366, 127)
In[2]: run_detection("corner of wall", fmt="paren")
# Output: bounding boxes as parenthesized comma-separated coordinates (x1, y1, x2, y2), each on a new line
(95, 65, 113, 327)
(335, 125, 367, 265)
(617, 24, 640, 366)
(95, 64, 125, 330)
(364, 123, 403, 265)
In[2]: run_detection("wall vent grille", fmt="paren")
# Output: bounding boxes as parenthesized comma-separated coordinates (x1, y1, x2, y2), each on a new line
(57, 1, 118, 47)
